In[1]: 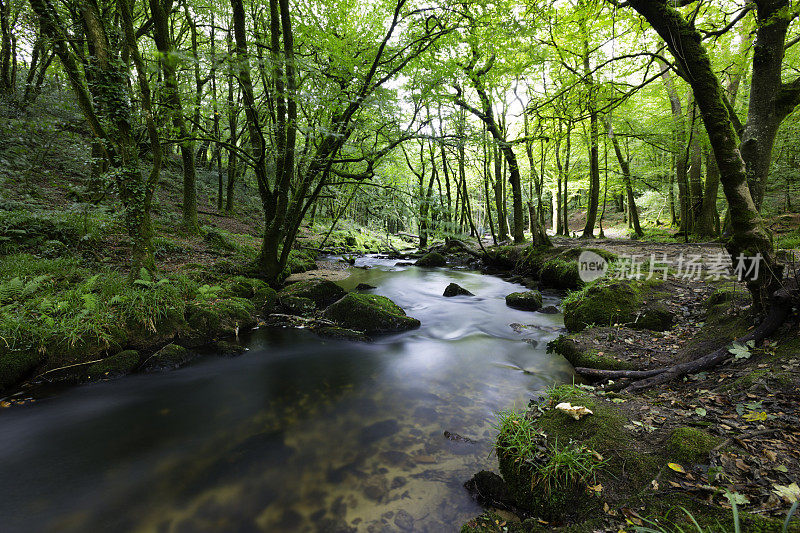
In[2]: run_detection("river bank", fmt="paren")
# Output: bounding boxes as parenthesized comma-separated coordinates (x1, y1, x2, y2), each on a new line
(458, 239, 800, 532)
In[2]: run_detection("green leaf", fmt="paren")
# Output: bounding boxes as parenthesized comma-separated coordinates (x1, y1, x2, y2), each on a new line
(728, 342, 751, 360)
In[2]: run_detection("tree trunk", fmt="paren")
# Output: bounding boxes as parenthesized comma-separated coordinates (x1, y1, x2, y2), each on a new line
(580, 25, 600, 239)
(660, 61, 690, 233)
(607, 119, 643, 237)
(629, 0, 783, 311)
(695, 148, 720, 238)
(150, 0, 199, 234)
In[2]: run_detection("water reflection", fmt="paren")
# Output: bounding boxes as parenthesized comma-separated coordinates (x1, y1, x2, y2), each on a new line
(0, 259, 573, 532)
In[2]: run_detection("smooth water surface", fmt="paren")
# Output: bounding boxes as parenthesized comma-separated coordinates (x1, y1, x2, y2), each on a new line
(0, 259, 573, 532)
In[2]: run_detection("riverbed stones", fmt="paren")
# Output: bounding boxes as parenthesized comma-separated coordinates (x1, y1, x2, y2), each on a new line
(322, 293, 420, 335)
(443, 283, 473, 297)
(505, 290, 543, 311)
(415, 252, 446, 267)
(359, 419, 400, 443)
(538, 305, 560, 314)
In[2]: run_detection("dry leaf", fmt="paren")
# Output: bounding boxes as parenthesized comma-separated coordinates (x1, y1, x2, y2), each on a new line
(555, 402, 594, 420)
(773, 483, 800, 503)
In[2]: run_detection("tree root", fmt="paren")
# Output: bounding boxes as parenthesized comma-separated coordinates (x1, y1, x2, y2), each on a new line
(574, 275, 798, 393)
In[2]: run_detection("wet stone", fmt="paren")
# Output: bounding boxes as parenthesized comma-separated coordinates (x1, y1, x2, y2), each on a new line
(355, 283, 376, 291)
(391, 476, 407, 489)
(379, 450, 413, 468)
(393, 509, 415, 531)
(443, 283, 473, 297)
(538, 305, 560, 314)
(359, 419, 399, 444)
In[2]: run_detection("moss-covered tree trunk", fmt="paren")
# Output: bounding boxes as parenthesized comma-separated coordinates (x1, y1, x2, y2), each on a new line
(580, 21, 600, 239)
(0, 0, 13, 95)
(30, 0, 157, 276)
(150, 0, 199, 235)
(607, 119, 643, 237)
(629, 0, 783, 311)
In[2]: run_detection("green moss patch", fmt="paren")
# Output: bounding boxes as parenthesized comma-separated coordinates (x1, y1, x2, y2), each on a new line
(547, 333, 634, 371)
(666, 427, 720, 465)
(563, 279, 674, 332)
(505, 291, 543, 311)
(322, 293, 420, 335)
(278, 279, 346, 308)
(86, 350, 140, 378)
(0, 350, 45, 391)
(415, 251, 447, 267)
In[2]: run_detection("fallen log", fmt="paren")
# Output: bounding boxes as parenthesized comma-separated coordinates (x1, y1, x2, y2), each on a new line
(574, 274, 799, 392)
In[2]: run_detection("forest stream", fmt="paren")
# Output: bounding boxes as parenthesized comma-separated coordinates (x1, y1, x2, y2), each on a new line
(0, 258, 573, 533)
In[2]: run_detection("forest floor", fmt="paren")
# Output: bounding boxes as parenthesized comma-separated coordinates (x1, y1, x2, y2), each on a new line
(464, 238, 800, 532)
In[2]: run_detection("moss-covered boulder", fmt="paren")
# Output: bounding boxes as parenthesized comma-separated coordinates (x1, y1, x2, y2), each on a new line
(279, 296, 317, 316)
(496, 389, 658, 523)
(86, 350, 140, 378)
(0, 350, 45, 391)
(279, 279, 346, 308)
(539, 258, 582, 289)
(203, 228, 237, 252)
(287, 249, 317, 274)
(505, 290, 543, 311)
(415, 252, 447, 267)
(322, 293, 420, 335)
(225, 276, 277, 313)
(214, 340, 247, 358)
(484, 245, 523, 269)
(444, 283, 473, 297)
(184, 297, 256, 339)
(143, 344, 191, 371)
(563, 280, 674, 332)
(666, 427, 720, 465)
(547, 333, 634, 371)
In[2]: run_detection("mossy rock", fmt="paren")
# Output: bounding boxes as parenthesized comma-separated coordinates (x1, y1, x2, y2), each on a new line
(547, 334, 634, 371)
(203, 229, 237, 252)
(444, 283, 473, 297)
(415, 252, 447, 267)
(214, 340, 247, 358)
(539, 258, 582, 289)
(0, 350, 45, 391)
(563, 280, 673, 332)
(495, 391, 658, 523)
(666, 427, 720, 465)
(636, 300, 675, 331)
(279, 279, 346, 308)
(287, 249, 317, 274)
(223, 275, 277, 312)
(460, 511, 528, 533)
(322, 293, 420, 335)
(86, 350, 140, 378)
(279, 296, 317, 316)
(484, 245, 523, 269)
(143, 344, 191, 371)
(185, 297, 256, 338)
(505, 290, 543, 311)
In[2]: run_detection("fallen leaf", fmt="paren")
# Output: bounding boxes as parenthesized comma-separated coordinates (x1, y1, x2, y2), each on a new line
(668, 462, 686, 474)
(555, 402, 593, 420)
(773, 483, 800, 503)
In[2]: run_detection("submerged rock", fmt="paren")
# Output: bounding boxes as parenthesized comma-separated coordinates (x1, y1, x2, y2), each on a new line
(464, 471, 512, 509)
(279, 279, 347, 308)
(443, 283, 473, 297)
(355, 283, 376, 291)
(314, 326, 370, 342)
(505, 290, 543, 311)
(322, 293, 420, 335)
(415, 252, 447, 267)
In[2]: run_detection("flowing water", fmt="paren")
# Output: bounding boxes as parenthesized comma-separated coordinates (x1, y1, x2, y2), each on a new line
(0, 258, 573, 532)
